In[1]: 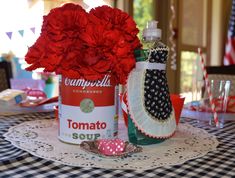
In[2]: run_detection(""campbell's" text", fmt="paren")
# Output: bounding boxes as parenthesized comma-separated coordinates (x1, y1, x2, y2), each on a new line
(64, 75, 111, 89)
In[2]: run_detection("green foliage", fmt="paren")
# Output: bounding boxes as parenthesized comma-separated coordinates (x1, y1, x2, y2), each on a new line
(133, 0, 154, 38)
(45, 76, 53, 84)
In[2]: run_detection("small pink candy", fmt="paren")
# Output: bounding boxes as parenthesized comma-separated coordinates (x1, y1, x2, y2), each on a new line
(97, 138, 125, 156)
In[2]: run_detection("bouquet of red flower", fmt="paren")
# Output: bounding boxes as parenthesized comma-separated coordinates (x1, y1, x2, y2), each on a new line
(25, 3, 141, 85)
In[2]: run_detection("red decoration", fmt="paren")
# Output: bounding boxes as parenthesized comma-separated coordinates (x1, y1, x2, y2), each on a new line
(120, 92, 128, 127)
(25, 3, 141, 85)
(97, 138, 125, 156)
(170, 94, 185, 125)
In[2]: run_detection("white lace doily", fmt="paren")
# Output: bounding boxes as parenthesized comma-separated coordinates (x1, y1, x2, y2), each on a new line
(4, 120, 219, 170)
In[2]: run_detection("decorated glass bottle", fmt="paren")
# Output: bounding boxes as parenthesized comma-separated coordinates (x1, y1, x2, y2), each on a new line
(127, 21, 176, 145)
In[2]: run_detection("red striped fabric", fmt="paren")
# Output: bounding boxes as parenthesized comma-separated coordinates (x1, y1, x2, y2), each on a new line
(224, 0, 235, 65)
(224, 38, 235, 65)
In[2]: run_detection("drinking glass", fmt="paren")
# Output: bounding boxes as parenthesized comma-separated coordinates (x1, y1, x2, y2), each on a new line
(208, 80, 231, 128)
(196, 80, 231, 128)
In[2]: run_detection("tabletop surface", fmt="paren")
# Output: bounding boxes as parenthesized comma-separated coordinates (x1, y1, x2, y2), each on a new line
(0, 112, 235, 178)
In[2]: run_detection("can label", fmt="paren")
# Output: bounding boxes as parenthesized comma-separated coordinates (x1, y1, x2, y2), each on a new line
(58, 75, 118, 144)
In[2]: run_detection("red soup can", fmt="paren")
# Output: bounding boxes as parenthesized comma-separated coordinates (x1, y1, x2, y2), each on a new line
(58, 74, 119, 144)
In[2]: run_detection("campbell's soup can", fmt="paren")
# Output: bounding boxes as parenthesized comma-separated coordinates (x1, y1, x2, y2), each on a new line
(58, 74, 119, 144)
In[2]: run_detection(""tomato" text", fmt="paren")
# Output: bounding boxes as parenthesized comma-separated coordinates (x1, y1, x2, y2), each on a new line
(67, 119, 107, 130)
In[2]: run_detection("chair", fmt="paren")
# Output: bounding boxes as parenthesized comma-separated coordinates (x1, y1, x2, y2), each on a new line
(0, 61, 13, 92)
(206, 65, 235, 96)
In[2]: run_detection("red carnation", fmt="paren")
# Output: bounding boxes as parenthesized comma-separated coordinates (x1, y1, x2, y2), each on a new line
(25, 3, 141, 85)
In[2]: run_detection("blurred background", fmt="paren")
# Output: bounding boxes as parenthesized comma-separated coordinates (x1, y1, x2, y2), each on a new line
(0, 0, 233, 101)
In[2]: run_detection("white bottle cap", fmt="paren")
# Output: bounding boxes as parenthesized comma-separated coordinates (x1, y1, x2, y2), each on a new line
(143, 20, 161, 39)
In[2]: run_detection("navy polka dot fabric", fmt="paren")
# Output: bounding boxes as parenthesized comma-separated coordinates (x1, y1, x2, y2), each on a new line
(144, 45, 173, 121)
